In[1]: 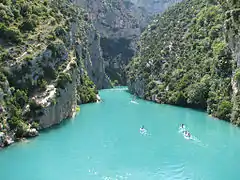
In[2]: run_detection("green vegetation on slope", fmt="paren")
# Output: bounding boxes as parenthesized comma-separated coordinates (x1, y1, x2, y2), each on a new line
(127, 0, 238, 123)
(0, 0, 97, 141)
(78, 75, 98, 104)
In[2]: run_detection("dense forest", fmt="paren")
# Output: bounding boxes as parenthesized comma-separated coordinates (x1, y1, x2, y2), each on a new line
(127, 0, 240, 125)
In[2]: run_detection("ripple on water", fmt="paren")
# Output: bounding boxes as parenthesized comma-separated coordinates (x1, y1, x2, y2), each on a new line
(1, 88, 240, 180)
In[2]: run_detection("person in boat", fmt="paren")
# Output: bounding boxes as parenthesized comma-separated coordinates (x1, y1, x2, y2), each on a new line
(180, 124, 185, 129)
(140, 125, 146, 133)
(184, 131, 191, 138)
(179, 124, 186, 132)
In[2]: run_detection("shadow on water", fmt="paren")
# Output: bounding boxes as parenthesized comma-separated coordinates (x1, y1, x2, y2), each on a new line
(40, 119, 72, 134)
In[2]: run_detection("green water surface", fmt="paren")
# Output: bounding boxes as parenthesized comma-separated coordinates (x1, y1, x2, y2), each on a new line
(0, 87, 240, 180)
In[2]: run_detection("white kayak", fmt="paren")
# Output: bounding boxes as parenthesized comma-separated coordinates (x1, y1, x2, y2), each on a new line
(131, 100, 139, 104)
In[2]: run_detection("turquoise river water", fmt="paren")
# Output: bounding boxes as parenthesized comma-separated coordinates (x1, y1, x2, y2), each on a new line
(1, 87, 240, 180)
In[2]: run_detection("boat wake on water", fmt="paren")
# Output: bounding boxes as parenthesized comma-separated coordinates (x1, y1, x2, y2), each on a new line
(190, 136, 208, 147)
(139, 127, 151, 136)
(140, 130, 148, 136)
(178, 127, 208, 147)
(130, 100, 139, 104)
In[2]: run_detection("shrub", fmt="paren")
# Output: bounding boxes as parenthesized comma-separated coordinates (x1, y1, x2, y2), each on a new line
(47, 34, 56, 41)
(29, 100, 42, 111)
(234, 69, 240, 82)
(31, 121, 40, 130)
(0, 72, 7, 82)
(20, 18, 37, 32)
(0, 23, 22, 43)
(43, 66, 57, 80)
(37, 79, 47, 91)
(14, 89, 28, 108)
(23, 55, 33, 62)
(76, 106, 80, 112)
(20, 3, 32, 17)
(216, 100, 232, 120)
(77, 75, 97, 104)
(55, 26, 67, 37)
(187, 82, 209, 108)
(56, 72, 72, 89)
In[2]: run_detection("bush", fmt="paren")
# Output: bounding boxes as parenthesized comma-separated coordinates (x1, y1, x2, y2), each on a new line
(23, 55, 33, 62)
(20, 18, 37, 32)
(187, 81, 209, 108)
(216, 100, 232, 120)
(31, 121, 40, 130)
(56, 72, 72, 89)
(15, 121, 28, 138)
(0, 23, 22, 43)
(29, 100, 42, 111)
(37, 79, 47, 91)
(77, 75, 97, 104)
(8, 116, 21, 129)
(0, 72, 7, 82)
(43, 66, 57, 80)
(14, 89, 28, 108)
(235, 69, 240, 82)
(55, 26, 67, 37)
(169, 91, 187, 106)
(47, 34, 56, 41)
(20, 3, 32, 17)
(76, 106, 80, 112)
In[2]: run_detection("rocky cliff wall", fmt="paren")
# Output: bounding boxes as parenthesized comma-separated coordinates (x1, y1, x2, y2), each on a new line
(74, 0, 180, 85)
(221, 0, 240, 125)
(0, 0, 106, 147)
(74, 0, 146, 85)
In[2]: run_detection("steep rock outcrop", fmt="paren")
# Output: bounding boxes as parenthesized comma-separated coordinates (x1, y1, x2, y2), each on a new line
(0, 0, 106, 147)
(219, 0, 240, 125)
(74, 0, 147, 84)
(74, 0, 180, 85)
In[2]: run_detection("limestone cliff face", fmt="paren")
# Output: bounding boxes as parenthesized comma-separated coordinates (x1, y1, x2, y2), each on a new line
(222, 1, 240, 125)
(84, 27, 111, 89)
(37, 70, 77, 129)
(127, 76, 145, 98)
(74, 0, 180, 85)
(31, 7, 108, 128)
(74, 0, 146, 85)
(0, 0, 106, 147)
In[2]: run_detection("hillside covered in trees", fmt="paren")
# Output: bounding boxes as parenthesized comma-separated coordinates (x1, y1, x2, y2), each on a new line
(0, 0, 103, 147)
(127, 0, 240, 125)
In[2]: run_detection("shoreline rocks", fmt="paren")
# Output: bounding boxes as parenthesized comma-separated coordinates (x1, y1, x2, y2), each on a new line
(0, 133, 14, 148)
(26, 128, 39, 137)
